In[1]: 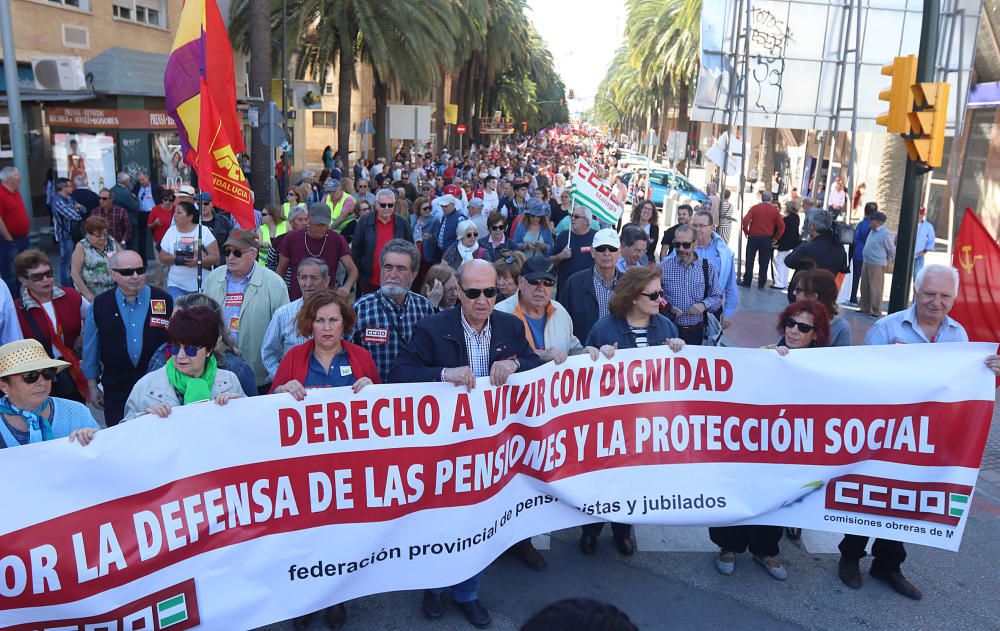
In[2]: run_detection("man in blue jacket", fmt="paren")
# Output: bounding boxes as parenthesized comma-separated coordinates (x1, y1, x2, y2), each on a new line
(390, 258, 540, 628)
(848, 202, 876, 306)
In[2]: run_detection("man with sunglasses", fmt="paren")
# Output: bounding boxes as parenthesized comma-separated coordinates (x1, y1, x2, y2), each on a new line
(92, 188, 132, 248)
(690, 210, 739, 330)
(353, 179, 377, 207)
(351, 189, 414, 296)
(82, 250, 172, 425)
(391, 259, 539, 628)
(558, 228, 622, 343)
(550, 206, 596, 288)
(204, 230, 289, 394)
(658, 224, 723, 346)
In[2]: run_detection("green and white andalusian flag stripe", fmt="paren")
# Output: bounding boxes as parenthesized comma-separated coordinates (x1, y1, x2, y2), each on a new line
(157, 593, 190, 627)
(570, 157, 624, 225)
(949, 492, 969, 518)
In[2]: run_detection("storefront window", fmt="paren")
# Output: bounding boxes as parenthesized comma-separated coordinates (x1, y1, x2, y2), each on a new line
(153, 132, 192, 190)
(53, 132, 116, 191)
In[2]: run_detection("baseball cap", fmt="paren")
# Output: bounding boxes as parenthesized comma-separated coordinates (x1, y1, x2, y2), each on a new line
(524, 198, 548, 217)
(176, 184, 196, 197)
(593, 228, 621, 249)
(308, 202, 332, 224)
(468, 197, 484, 209)
(437, 194, 457, 206)
(197, 192, 212, 202)
(323, 178, 341, 192)
(443, 184, 462, 197)
(521, 256, 557, 282)
(224, 229, 259, 251)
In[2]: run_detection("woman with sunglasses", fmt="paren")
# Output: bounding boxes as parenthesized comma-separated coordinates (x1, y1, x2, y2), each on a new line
(258, 203, 288, 265)
(70, 215, 120, 302)
(580, 266, 684, 556)
(492, 250, 526, 301)
(123, 306, 245, 420)
(630, 199, 660, 263)
(409, 196, 440, 287)
(145, 293, 258, 399)
(765, 300, 832, 354)
(513, 200, 554, 259)
(479, 212, 510, 262)
(443, 219, 488, 270)
(0, 339, 98, 449)
(282, 188, 303, 219)
(792, 269, 850, 347)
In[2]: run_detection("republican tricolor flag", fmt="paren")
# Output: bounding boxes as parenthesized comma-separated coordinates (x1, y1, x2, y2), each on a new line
(164, 0, 254, 229)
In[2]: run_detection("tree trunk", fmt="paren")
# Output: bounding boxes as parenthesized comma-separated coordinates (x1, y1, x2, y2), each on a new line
(247, 0, 272, 207)
(373, 71, 388, 162)
(435, 70, 446, 152)
(454, 63, 470, 154)
(677, 79, 690, 131)
(336, 41, 354, 162)
(759, 128, 776, 187)
(462, 56, 477, 153)
(875, 134, 907, 231)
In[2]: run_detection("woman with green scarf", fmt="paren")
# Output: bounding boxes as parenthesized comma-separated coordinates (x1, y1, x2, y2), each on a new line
(122, 306, 245, 420)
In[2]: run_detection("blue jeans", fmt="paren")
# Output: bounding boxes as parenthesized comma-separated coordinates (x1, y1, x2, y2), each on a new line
(430, 572, 482, 603)
(58, 238, 75, 288)
(913, 254, 925, 278)
(0, 236, 30, 295)
(167, 285, 191, 300)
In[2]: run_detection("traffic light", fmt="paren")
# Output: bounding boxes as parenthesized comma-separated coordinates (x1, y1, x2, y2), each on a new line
(876, 55, 918, 134)
(905, 82, 950, 167)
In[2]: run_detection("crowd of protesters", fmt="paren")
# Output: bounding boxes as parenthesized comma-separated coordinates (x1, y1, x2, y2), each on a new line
(0, 129, 998, 630)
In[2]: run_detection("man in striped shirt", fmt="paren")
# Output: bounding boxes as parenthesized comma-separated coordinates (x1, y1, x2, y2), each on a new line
(260, 258, 329, 380)
(658, 224, 723, 345)
(50, 178, 85, 286)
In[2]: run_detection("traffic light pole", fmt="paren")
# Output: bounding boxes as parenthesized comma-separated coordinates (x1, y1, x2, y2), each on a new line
(888, 0, 939, 313)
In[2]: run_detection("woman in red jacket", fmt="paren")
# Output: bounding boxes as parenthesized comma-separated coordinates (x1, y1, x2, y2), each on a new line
(270, 288, 378, 629)
(271, 289, 380, 398)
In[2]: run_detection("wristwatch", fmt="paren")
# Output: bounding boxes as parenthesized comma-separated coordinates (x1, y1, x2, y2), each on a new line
(510, 358, 521, 371)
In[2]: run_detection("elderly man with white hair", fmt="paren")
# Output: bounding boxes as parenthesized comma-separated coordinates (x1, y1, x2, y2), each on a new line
(837, 263, 1000, 601)
(0, 167, 31, 294)
(350, 188, 413, 295)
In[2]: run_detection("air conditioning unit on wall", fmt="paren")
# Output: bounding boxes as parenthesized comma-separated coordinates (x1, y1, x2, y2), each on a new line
(31, 56, 86, 91)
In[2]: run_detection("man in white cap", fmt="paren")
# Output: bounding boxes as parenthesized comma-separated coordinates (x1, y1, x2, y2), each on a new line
(435, 194, 466, 256)
(557, 228, 622, 342)
(467, 196, 488, 237)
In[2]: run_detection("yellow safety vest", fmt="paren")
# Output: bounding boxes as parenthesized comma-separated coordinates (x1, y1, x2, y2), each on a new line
(258, 220, 288, 263)
(325, 194, 350, 232)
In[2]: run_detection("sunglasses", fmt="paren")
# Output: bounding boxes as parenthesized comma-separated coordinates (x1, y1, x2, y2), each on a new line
(641, 290, 664, 301)
(526, 278, 555, 288)
(462, 287, 499, 299)
(21, 368, 57, 384)
(113, 266, 146, 276)
(378, 202, 394, 208)
(465, 232, 479, 238)
(28, 269, 54, 282)
(168, 343, 202, 357)
(594, 245, 619, 253)
(490, 225, 505, 232)
(784, 318, 816, 334)
(99, 196, 112, 201)
(673, 241, 694, 249)
(223, 248, 245, 258)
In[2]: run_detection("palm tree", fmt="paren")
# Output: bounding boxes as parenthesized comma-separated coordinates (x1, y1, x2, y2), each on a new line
(245, 0, 272, 206)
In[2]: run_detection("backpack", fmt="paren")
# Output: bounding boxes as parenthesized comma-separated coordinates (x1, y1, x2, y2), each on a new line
(832, 221, 854, 246)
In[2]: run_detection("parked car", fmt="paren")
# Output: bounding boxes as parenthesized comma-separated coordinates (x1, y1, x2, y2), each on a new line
(643, 169, 708, 206)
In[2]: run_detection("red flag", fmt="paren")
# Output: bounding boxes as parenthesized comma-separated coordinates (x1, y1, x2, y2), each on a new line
(198, 79, 255, 229)
(949, 208, 1000, 342)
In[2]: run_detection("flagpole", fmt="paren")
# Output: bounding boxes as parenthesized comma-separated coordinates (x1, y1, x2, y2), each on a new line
(196, 189, 204, 293)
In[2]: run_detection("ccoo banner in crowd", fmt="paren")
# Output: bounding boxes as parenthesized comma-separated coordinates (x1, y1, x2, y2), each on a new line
(570, 157, 624, 224)
(0, 344, 995, 629)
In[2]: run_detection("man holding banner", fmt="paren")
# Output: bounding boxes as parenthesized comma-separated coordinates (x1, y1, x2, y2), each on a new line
(837, 263, 1000, 600)
(391, 259, 541, 627)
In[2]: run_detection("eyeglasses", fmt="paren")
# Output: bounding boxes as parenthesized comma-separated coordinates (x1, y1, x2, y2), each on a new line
(490, 225, 505, 232)
(168, 343, 202, 357)
(286, 192, 297, 198)
(784, 318, 816, 334)
(112, 266, 146, 276)
(641, 290, 664, 301)
(462, 287, 499, 299)
(99, 196, 111, 201)
(223, 247, 245, 258)
(28, 269, 54, 282)
(594, 245, 619, 253)
(526, 278, 555, 288)
(465, 232, 479, 238)
(672, 241, 694, 249)
(20, 368, 57, 384)
(572, 215, 586, 220)
(692, 223, 711, 229)
(378, 202, 394, 208)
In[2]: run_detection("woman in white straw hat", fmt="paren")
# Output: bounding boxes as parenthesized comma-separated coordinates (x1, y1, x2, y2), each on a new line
(0, 339, 98, 448)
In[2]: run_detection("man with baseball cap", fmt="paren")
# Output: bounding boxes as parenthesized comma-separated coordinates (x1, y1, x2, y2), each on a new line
(435, 193, 466, 256)
(204, 229, 288, 393)
(557, 228, 622, 342)
(277, 202, 358, 301)
(322, 178, 355, 234)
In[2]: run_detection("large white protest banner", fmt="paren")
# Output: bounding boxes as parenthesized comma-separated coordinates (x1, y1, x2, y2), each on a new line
(0, 344, 995, 629)
(569, 157, 624, 224)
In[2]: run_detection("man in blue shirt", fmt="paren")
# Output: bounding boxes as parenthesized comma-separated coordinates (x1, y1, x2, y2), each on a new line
(913, 206, 936, 278)
(690, 210, 739, 329)
(848, 202, 876, 306)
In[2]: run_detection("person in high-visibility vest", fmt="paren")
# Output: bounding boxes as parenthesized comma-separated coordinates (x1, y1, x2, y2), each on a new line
(258, 203, 289, 264)
(321, 178, 355, 234)
(282, 188, 303, 219)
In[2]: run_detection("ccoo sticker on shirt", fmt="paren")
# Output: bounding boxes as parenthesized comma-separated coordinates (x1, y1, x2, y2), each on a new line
(150, 316, 169, 329)
(364, 328, 389, 344)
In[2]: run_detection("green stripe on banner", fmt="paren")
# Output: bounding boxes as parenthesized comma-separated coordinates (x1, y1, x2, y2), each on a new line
(950, 507, 965, 517)
(571, 192, 616, 224)
(158, 595, 185, 611)
(158, 593, 188, 627)
(950, 493, 969, 504)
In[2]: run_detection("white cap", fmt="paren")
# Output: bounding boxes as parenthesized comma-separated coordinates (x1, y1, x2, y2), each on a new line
(437, 194, 458, 206)
(593, 228, 621, 249)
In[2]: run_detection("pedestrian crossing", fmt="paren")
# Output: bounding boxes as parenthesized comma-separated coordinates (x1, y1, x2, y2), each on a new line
(532, 525, 853, 554)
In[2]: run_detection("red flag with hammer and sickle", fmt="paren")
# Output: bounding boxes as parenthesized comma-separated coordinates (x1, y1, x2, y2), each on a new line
(950, 208, 1000, 342)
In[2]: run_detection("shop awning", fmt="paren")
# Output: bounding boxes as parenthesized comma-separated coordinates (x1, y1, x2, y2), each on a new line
(85, 47, 168, 97)
(0, 89, 94, 103)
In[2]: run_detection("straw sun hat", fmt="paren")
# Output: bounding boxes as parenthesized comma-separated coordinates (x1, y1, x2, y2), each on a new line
(0, 340, 69, 379)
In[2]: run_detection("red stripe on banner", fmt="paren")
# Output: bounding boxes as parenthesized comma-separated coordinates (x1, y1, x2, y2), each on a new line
(0, 399, 990, 609)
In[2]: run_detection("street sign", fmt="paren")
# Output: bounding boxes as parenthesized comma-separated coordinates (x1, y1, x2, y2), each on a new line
(247, 106, 259, 129)
(456, 123, 467, 135)
(666, 130, 688, 162)
(359, 118, 375, 135)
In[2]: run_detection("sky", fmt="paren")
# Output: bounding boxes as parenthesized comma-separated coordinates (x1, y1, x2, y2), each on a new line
(525, 0, 627, 115)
